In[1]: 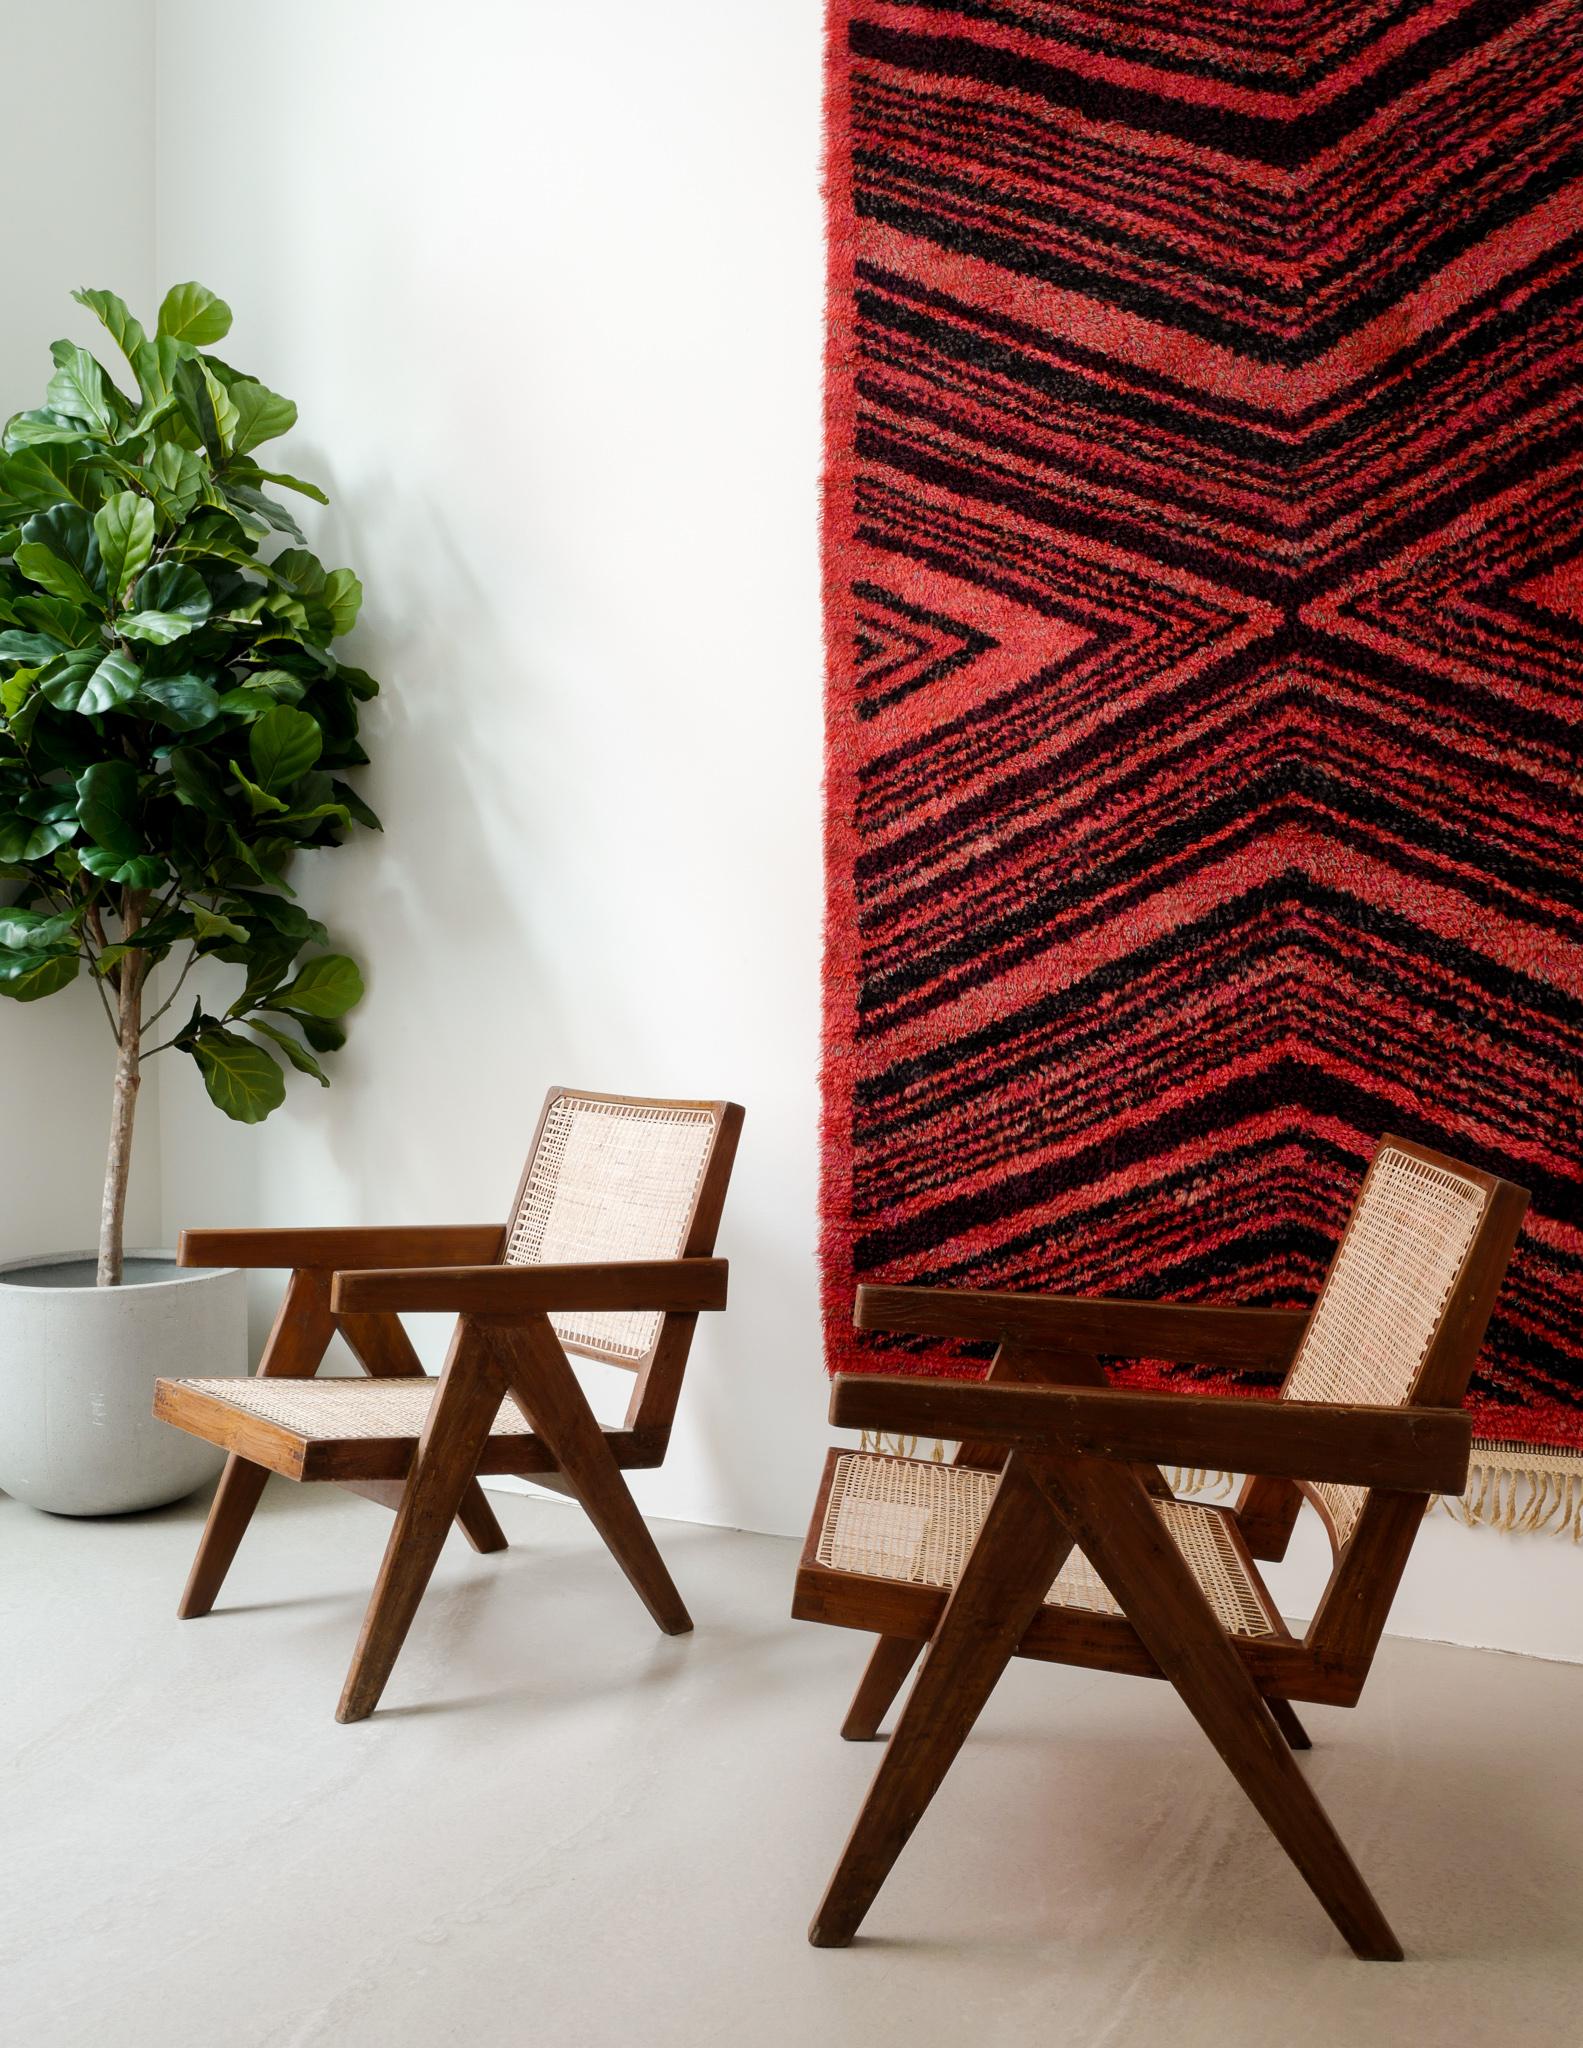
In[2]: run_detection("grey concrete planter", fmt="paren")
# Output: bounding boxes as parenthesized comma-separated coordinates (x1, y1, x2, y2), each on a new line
(0, 1253, 246, 1515)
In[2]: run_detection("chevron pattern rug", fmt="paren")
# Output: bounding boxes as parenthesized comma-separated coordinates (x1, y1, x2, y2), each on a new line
(821, 0, 1583, 1525)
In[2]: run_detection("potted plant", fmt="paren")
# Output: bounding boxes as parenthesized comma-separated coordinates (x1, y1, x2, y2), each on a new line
(0, 282, 378, 1514)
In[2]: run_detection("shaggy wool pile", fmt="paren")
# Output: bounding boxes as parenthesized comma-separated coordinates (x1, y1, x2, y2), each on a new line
(821, 0, 1583, 1500)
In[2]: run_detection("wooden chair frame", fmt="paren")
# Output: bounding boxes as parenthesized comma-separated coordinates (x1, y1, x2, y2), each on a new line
(157, 1089, 743, 1722)
(793, 1138, 1529, 1957)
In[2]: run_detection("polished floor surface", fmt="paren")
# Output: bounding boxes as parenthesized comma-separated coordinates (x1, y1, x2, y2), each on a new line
(4, 1481, 1581, 2048)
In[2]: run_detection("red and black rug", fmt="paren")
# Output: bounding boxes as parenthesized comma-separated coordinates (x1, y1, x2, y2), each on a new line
(821, 0, 1583, 1485)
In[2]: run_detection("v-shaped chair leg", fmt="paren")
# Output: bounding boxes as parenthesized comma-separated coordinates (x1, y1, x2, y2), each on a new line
(337, 1321, 508, 1723)
(487, 1317, 693, 1635)
(337, 1309, 508, 1554)
(178, 1271, 336, 1619)
(841, 1635, 922, 1741)
(810, 1454, 1075, 1947)
(1032, 1455, 1401, 1960)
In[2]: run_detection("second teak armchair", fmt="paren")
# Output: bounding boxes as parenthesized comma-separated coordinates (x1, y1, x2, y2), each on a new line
(155, 1088, 743, 1722)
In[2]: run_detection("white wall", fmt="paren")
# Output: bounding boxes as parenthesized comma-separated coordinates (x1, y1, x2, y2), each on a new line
(151, 0, 833, 1535)
(0, 0, 163, 1265)
(22, 0, 1559, 1660)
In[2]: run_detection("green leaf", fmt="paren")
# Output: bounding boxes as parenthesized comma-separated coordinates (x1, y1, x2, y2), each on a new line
(166, 746, 228, 816)
(137, 673, 220, 729)
(231, 891, 326, 946)
(4, 409, 88, 450)
(221, 482, 305, 544)
(120, 561, 212, 643)
(174, 357, 238, 456)
(0, 444, 97, 511)
(249, 704, 321, 790)
(0, 630, 67, 665)
(245, 466, 329, 504)
(0, 909, 76, 949)
(118, 610, 198, 645)
(191, 1028, 285, 1123)
(128, 334, 184, 417)
(1, 665, 41, 715)
(269, 549, 326, 596)
(76, 759, 140, 856)
(228, 380, 297, 456)
(41, 648, 141, 714)
(167, 509, 261, 570)
(321, 568, 362, 638)
(45, 343, 120, 436)
(238, 667, 305, 705)
(157, 283, 233, 347)
(14, 504, 106, 612)
(12, 594, 98, 647)
(262, 589, 311, 633)
(265, 950, 363, 1019)
(16, 505, 103, 605)
(14, 542, 103, 611)
(331, 778, 382, 831)
(93, 491, 155, 603)
(0, 814, 76, 862)
(191, 905, 248, 945)
(141, 442, 206, 525)
(0, 950, 78, 1000)
(78, 848, 167, 887)
(73, 288, 147, 363)
(279, 800, 350, 831)
(215, 685, 273, 718)
(227, 758, 288, 815)
(245, 1016, 329, 1085)
(297, 1012, 346, 1053)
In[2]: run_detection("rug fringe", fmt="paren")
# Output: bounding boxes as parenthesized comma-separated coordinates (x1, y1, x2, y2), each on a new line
(1162, 1441, 1583, 1541)
(857, 1436, 1583, 1538)
(1438, 1441, 1583, 1541)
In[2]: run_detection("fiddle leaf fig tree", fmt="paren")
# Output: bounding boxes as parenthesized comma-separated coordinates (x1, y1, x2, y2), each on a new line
(0, 284, 381, 1285)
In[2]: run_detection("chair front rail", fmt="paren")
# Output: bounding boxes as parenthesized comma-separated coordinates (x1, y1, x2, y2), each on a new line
(829, 1374, 1472, 1496)
(855, 1284, 1308, 1368)
(328, 1257, 728, 1317)
(178, 1225, 506, 1271)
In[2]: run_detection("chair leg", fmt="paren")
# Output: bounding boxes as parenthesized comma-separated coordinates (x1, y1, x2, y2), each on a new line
(1033, 1454, 1401, 1960)
(841, 1635, 921, 1741)
(489, 1318, 693, 1635)
(337, 1322, 508, 1724)
(810, 1455, 1075, 1947)
(1267, 1698, 1313, 1751)
(177, 1455, 272, 1619)
(337, 1308, 508, 1554)
(176, 1269, 336, 1619)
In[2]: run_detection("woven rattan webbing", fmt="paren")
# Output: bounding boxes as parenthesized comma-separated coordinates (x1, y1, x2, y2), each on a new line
(1283, 1145, 1486, 1545)
(177, 1377, 537, 1439)
(816, 1454, 1279, 1639)
(505, 1096, 718, 1363)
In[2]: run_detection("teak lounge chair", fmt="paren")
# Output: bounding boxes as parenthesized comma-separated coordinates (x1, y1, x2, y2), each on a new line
(794, 1137, 1528, 1958)
(155, 1088, 743, 1722)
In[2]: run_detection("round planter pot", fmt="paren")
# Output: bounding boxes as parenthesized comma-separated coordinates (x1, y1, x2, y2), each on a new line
(0, 1252, 246, 1516)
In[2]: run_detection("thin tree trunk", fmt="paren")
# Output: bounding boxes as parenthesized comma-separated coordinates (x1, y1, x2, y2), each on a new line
(97, 892, 148, 1288)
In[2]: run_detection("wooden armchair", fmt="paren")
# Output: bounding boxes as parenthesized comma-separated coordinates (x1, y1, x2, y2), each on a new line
(793, 1138, 1528, 1957)
(156, 1088, 743, 1721)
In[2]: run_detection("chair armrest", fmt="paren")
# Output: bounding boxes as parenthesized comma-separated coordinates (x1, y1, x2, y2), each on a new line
(328, 1258, 729, 1317)
(178, 1226, 505, 1271)
(830, 1374, 1471, 1495)
(855, 1285, 1306, 1370)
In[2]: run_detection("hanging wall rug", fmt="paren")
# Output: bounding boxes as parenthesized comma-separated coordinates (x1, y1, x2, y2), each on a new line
(821, 0, 1583, 1534)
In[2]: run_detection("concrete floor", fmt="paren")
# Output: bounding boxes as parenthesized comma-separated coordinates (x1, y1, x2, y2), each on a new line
(3, 1483, 1582, 2048)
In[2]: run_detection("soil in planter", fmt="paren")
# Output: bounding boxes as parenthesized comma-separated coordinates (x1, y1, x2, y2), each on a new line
(0, 1258, 183, 1288)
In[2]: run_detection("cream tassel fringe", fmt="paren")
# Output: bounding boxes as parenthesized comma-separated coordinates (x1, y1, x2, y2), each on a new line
(1439, 1440, 1583, 1540)
(858, 1434, 1583, 1539)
